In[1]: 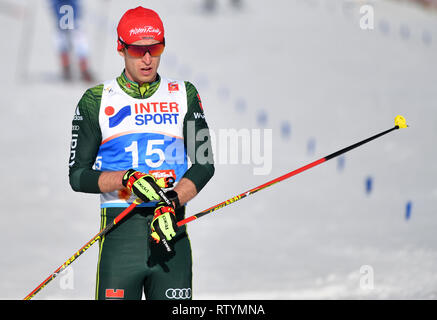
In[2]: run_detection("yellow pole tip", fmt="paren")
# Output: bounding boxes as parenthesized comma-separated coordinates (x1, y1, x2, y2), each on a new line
(394, 115, 408, 128)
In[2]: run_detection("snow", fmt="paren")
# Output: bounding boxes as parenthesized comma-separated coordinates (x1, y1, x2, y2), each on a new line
(1, 0, 436, 299)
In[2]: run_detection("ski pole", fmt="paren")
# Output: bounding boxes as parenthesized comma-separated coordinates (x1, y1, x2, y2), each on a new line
(177, 115, 408, 227)
(24, 176, 177, 300)
(24, 116, 407, 299)
(23, 198, 142, 300)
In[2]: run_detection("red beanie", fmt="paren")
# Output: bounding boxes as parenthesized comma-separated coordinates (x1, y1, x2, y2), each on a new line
(117, 7, 164, 51)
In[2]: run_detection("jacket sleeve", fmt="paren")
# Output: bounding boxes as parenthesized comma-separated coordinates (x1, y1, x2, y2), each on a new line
(182, 81, 215, 193)
(68, 85, 104, 193)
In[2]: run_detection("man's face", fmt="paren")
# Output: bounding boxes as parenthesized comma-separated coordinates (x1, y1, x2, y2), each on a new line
(119, 39, 162, 84)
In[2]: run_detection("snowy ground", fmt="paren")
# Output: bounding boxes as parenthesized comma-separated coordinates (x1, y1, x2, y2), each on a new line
(1, 0, 436, 300)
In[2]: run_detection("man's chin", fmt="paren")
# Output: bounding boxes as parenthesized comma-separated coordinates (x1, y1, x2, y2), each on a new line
(136, 73, 157, 84)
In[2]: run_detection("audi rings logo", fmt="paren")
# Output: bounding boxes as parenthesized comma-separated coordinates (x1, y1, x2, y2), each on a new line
(165, 288, 191, 299)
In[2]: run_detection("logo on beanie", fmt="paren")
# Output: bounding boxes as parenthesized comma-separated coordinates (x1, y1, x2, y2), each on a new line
(129, 26, 162, 37)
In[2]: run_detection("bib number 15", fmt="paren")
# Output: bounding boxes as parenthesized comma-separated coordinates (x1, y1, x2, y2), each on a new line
(125, 139, 165, 168)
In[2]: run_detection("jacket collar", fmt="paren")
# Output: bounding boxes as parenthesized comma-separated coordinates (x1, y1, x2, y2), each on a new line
(116, 70, 161, 99)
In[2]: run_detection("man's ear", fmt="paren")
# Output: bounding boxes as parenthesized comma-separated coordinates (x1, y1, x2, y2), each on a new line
(118, 49, 125, 58)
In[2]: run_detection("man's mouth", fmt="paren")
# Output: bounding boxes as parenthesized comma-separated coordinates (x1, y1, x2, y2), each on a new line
(140, 67, 153, 76)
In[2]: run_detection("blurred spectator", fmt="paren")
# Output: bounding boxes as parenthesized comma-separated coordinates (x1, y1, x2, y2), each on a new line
(204, 0, 243, 12)
(49, 0, 93, 82)
(397, 0, 437, 9)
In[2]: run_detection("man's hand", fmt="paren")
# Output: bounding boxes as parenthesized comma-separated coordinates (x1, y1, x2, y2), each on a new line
(122, 169, 165, 203)
(150, 202, 178, 243)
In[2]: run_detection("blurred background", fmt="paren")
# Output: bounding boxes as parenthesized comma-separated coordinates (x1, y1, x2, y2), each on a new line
(0, 0, 436, 299)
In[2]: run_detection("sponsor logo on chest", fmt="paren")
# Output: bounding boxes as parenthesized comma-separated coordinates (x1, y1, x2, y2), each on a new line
(105, 101, 180, 128)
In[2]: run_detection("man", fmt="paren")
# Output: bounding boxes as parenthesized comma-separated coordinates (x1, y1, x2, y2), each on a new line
(68, 6, 214, 300)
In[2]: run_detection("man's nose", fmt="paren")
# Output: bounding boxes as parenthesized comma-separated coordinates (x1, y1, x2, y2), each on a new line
(142, 51, 152, 64)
